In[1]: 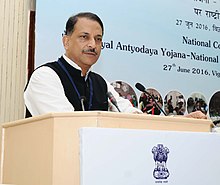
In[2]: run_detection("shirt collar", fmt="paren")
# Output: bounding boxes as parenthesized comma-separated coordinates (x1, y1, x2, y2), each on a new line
(62, 54, 91, 80)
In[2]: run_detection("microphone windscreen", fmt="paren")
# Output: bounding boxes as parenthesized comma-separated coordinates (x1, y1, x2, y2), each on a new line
(213, 120, 220, 125)
(135, 83, 146, 92)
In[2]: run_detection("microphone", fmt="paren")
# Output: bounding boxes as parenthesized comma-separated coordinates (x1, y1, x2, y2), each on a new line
(80, 96, 86, 111)
(106, 92, 121, 112)
(213, 119, 220, 126)
(135, 82, 167, 116)
(135, 83, 146, 93)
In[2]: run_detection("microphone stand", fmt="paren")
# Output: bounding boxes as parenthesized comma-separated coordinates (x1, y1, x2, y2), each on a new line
(143, 91, 167, 116)
(114, 104, 121, 112)
(106, 92, 121, 112)
(80, 96, 86, 111)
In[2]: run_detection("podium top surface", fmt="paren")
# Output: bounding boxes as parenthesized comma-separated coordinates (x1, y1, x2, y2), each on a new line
(2, 111, 213, 132)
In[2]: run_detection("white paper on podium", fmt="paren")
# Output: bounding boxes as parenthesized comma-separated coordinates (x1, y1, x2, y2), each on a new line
(79, 128, 220, 185)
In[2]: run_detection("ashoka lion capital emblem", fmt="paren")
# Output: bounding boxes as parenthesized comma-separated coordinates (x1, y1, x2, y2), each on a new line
(152, 144, 170, 179)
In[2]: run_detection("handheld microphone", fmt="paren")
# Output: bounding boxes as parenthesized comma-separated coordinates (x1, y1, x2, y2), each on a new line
(135, 82, 167, 116)
(80, 96, 86, 111)
(106, 92, 121, 112)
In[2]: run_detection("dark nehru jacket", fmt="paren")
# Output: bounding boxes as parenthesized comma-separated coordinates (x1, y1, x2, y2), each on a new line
(26, 56, 108, 117)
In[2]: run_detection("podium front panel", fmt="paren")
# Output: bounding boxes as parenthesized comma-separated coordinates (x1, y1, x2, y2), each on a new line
(80, 128, 220, 185)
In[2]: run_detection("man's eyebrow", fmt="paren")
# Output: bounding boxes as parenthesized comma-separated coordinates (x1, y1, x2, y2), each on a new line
(80, 32, 102, 37)
(80, 32, 89, 35)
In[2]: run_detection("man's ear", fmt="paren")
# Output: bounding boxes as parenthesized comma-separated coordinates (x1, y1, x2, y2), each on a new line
(62, 35, 69, 49)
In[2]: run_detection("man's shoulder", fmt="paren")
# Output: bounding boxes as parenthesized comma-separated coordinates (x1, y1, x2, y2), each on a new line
(24, 61, 60, 91)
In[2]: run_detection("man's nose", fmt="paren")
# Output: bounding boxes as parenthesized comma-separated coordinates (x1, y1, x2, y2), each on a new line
(87, 38, 96, 48)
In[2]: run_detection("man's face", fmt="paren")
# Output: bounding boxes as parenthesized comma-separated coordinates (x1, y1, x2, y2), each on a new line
(63, 17, 103, 72)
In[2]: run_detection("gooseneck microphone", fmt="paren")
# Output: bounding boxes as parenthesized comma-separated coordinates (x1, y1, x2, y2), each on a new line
(135, 83, 147, 93)
(80, 96, 87, 111)
(106, 92, 121, 112)
(135, 82, 167, 116)
(213, 119, 220, 126)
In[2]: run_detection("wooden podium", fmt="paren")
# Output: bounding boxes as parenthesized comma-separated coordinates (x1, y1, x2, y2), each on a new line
(0, 111, 212, 185)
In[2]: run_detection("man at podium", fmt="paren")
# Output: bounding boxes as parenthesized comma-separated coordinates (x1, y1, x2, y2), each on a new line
(24, 12, 142, 117)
